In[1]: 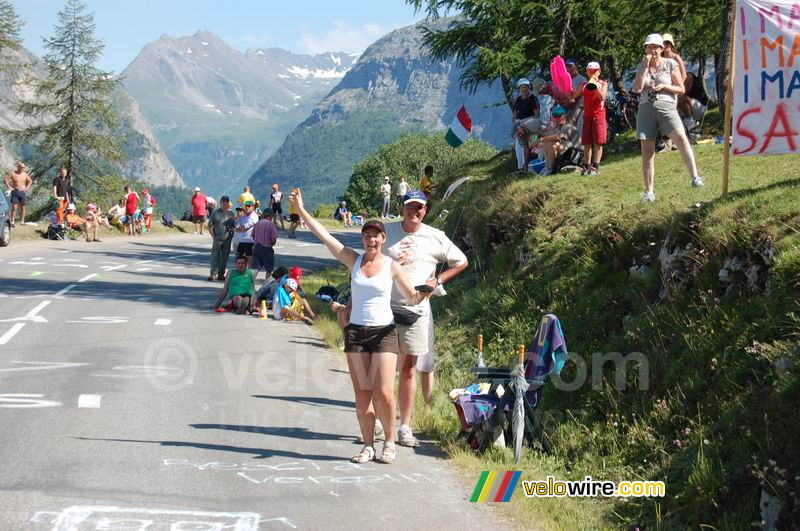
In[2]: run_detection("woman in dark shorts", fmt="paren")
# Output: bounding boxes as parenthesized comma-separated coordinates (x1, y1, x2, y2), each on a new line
(289, 189, 425, 464)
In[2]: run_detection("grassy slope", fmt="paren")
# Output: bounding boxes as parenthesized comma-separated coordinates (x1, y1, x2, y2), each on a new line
(307, 145, 800, 529)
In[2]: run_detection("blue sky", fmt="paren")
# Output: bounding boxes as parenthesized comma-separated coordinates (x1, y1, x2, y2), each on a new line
(13, 0, 423, 72)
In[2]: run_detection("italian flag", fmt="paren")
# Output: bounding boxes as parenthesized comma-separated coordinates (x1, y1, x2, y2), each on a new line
(445, 105, 472, 148)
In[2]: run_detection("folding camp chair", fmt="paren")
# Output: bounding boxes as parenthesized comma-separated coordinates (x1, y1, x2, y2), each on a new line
(454, 314, 567, 454)
(46, 211, 70, 241)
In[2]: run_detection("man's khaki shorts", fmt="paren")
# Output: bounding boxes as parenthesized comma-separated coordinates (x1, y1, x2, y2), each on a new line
(397, 312, 435, 373)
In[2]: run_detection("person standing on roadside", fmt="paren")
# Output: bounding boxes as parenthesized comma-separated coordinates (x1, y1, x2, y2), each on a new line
(270, 184, 285, 230)
(141, 188, 156, 233)
(239, 185, 255, 207)
(234, 200, 258, 267)
(191, 187, 207, 235)
(384, 190, 469, 447)
(633, 33, 704, 203)
(4, 161, 33, 227)
(289, 188, 426, 465)
(52, 167, 70, 224)
(124, 185, 140, 236)
(380, 177, 392, 219)
(251, 210, 278, 284)
(395, 176, 409, 216)
(208, 196, 234, 281)
(580, 61, 608, 176)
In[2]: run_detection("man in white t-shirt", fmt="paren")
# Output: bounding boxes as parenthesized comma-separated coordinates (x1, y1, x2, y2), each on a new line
(379, 176, 392, 219)
(383, 190, 469, 447)
(395, 176, 409, 216)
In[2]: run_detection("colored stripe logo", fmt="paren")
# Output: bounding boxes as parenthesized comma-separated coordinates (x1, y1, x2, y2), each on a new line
(470, 471, 522, 502)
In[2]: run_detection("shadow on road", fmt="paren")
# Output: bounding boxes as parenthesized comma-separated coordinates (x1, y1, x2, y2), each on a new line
(191, 423, 358, 442)
(252, 394, 355, 410)
(73, 436, 345, 461)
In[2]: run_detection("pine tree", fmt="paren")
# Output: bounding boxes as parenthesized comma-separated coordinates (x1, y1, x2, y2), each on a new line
(0, 0, 23, 62)
(0, 0, 23, 159)
(10, 0, 124, 193)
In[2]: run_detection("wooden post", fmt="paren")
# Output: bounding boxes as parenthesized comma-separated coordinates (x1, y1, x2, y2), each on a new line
(721, 1, 738, 198)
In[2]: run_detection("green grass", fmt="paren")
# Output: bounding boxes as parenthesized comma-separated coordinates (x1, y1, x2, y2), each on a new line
(309, 144, 800, 529)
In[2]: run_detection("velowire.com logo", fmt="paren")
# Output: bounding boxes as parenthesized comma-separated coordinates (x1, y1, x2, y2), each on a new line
(470, 471, 522, 502)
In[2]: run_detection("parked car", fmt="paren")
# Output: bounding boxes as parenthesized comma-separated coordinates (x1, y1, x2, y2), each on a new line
(0, 191, 10, 247)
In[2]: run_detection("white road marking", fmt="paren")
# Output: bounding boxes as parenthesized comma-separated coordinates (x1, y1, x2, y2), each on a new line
(136, 259, 156, 265)
(66, 316, 129, 324)
(0, 323, 25, 345)
(0, 394, 61, 408)
(296, 243, 313, 247)
(78, 394, 102, 408)
(100, 265, 126, 272)
(97, 261, 122, 265)
(172, 266, 185, 269)
(54, 284, 77, 297)
(0, 361, 89, 372)
(28, 301, 51, 317)
(136, 267, 153, 272)
(78, 273, 98, 283)
(154, 319, 171, 326)
(9, 260, 45, 265)
(1, 301, 52, 324)
(59, 250, 70, 253)
(53, 263, 89, 268)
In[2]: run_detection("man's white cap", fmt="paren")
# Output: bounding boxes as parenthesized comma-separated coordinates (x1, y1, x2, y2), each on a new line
(517, 77, 531, 88)
(384, 176, 390, 181)
(285, 278, 298, 290)
(644, 33, 664, 48)
(194, 187, 201, 192)
(67, 203, 76, 210)
(587, 61, 601, 71)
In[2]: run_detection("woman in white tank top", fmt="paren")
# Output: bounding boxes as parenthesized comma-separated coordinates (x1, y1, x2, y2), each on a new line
(289, 189, 425, 465)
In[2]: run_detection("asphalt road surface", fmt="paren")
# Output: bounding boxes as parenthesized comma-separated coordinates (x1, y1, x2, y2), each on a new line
(0, 231, 501, 530)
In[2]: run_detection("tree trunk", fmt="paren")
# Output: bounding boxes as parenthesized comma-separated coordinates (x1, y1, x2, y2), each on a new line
(558, 2, 572, 56)
(696, 53, 709, 98)
(716, 0, 734, 112)
(606, 55, 627, 95)
(500, 72, 514, 112)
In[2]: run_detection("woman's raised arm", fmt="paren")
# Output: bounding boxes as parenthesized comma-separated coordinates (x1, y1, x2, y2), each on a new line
(289, 189, 358, 269)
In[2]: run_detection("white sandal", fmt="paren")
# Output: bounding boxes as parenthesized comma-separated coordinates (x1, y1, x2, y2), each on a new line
(351, 445, 375, 464)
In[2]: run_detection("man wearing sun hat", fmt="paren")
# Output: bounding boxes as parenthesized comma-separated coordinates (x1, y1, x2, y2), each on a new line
(383, 190, 469, 447)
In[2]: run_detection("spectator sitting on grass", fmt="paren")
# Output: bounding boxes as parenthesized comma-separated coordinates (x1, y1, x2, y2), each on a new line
(107, 199, 125, 226)
(538, 105, 579, 175)
(213, 255, 255, 314)
(273, 277, 315, 324)
(335, 201, 353, 227)
(85, 203, 111, 232)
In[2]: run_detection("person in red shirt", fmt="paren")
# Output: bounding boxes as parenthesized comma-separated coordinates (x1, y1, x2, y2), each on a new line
(191, 187, 208, 235)
(124, 185, 140, 236)
(581, 61, 608, 176)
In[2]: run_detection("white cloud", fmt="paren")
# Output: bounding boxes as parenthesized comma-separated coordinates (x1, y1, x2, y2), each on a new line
(241, 33, 271, 47)
(297, 20, 401, 54)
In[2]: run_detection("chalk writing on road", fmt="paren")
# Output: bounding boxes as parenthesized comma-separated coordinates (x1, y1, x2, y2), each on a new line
(163, 459, 435, 486)
(28, 505, 294, 530)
